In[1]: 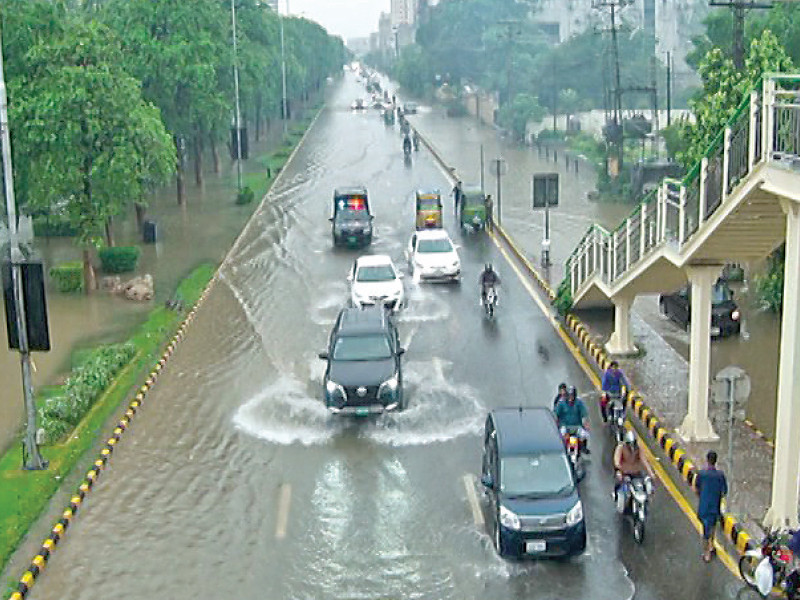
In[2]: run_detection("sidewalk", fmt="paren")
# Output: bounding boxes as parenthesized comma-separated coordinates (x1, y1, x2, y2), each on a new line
(410, 105, 783, 542)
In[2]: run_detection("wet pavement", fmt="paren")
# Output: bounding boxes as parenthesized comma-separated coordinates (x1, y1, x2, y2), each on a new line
(407, 91, 787, 536)
(0, 121, 294, 452)
(12, 73, 754, 599)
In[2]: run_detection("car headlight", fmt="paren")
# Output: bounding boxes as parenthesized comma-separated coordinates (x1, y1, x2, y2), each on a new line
(731, 309, 740, 321)
(451, 260, 460, 268)
(326, 380, 345, 398)
(378, 374, 399, 398)
(566, 501, 583, 526)
(499, 505, 521, 531)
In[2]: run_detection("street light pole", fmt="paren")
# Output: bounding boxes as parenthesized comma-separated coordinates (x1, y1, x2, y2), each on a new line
(231, 0, 243, 193)
(0, 30, 47, 470)
(280, 1, 289, 136)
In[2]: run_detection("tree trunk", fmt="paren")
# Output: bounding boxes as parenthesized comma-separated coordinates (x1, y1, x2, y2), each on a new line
(255, 98, 262, 142)
(104, 216, 115, 247)
(134, 202, 147, 231)
(193, 126, 204, 188)
(210, 134, 221, 174)
(82, 247, 96, 294)
(175, 135, 186, 205)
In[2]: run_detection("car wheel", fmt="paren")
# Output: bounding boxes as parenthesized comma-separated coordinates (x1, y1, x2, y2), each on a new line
(493, 521, 507, 558)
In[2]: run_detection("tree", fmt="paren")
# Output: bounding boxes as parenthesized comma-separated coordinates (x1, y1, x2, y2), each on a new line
(9, 21, 175, 291)
(497, 93, 545, 141)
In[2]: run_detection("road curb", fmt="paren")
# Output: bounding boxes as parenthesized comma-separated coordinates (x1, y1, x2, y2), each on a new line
(411, 120, 755, 558)
(6, 104, 327, 600)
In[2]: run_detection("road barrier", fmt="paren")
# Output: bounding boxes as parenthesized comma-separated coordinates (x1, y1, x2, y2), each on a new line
(7, 104, 326, 600)
(411, 120, 756, 558)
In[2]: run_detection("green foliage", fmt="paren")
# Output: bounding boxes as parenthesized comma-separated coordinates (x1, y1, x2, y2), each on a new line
(755, 246, 785, 312)
(497, 93, 545, 141)
(98, 246, 141, 274)
(553, 277, 573, 317)
(235, 186, 256, 206)
(49, 262, 84, 293)
(661, 122, 689, 162)
(32, 214, 77, 237)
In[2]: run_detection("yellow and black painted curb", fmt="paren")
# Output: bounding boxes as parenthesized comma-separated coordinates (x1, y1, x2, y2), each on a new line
(8, 284, 216, 600)
(410, 119, 756, 557)
(7, 103, 327, 600)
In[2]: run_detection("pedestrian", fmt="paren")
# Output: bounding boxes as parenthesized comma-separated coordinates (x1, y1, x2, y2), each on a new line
(485, 193, 494, 230)
(694, 450, 728, 563)
(452, 180, 462, 215)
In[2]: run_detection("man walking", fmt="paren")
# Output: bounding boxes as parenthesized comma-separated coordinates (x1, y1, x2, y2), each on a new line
(694, 451, 728, 562)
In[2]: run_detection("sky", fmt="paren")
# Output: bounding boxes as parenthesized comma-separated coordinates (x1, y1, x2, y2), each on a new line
(287, 0, 391, 41)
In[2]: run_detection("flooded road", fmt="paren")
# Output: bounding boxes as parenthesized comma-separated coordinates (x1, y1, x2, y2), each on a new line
(24, 75, 745, 599)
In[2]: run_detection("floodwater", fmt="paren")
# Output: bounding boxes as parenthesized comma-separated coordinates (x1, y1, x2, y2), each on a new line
(18, 73, 744, 600)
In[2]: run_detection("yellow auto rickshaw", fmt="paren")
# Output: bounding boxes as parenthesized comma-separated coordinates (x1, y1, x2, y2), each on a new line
(415, 189, 443, 230)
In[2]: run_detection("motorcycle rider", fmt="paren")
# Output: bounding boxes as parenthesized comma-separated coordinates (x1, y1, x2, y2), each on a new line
(613, 430, 655, 512)
(553, 382, 568, 410)
(403, 134, 412, 156)
(601, 360, 630, 422)
(554, 386, 590, 453)
(412, 130, 420, 151)
(479, 263, 500, 307)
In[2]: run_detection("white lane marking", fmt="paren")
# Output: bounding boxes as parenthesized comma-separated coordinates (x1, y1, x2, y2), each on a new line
(463, 474, 484, 527)
(275, 483, 292, 540)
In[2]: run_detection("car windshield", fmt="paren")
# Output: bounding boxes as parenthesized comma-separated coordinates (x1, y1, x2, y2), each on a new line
(356, 265, 395, 282)
(417, 238, 452, 253)
(418, 198, 440, 211)
(337, 209, 368, 221)
(333, 334, 392, 360)
(711, 284, 733, 304)
(500, 453, 574, 497)
(462, 193, 484, 206)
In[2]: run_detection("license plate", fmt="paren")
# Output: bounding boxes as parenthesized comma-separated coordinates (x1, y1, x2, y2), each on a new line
(348, 236, 358, 243)
(355, 407, 370, 416)
(526, 540, 546, 553)
(710, 326, 721, 336)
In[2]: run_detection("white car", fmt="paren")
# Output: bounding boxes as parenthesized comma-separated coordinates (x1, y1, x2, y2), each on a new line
(406, 229, 461, 282)
(348, 255, 405, 311)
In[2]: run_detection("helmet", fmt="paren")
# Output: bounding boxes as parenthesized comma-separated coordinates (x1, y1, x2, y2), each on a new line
(558, 382, 567, 392)
(624, 430, 637, 446)
(485, 263, 493, 272)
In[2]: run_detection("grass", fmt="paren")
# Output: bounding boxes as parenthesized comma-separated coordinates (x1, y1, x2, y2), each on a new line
(0, 263, 215, 575)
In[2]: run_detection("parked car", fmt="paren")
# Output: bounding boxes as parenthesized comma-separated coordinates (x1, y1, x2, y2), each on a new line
(330, 186, 373, 248)
(348, 255, 405, 312)
(481, 407, 586, 559)
(318, 307, 405, 415)
(406, 229, 461, 282)
(659, 281, 741, 337)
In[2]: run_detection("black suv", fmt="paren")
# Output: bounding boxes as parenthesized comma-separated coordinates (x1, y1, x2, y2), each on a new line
(330, 186, 373, 248)
(318, 307, 405, 415)
(481, 407, 586, 559)
(659, 280, 741, 337)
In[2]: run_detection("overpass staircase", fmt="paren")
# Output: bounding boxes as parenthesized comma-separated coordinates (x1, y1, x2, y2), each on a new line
(566, 74, 800, 308)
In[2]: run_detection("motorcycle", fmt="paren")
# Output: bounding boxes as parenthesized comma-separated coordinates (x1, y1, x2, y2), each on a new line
(403, 138, 412, 158)
(739, 529, 799, 598)
(412, 133, 420, 151)
(617, 475, 653, 543)
(603, 392, 627, 445)
(482, 286, 498, 319)
(562, 430, 585, 479)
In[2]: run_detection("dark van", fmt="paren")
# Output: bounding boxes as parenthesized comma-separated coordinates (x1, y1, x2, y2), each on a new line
(331, 187, 373, 248)
(481, 407, 586, 559)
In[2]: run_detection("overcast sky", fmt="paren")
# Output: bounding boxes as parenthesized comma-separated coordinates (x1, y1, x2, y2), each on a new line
(288, 0, 391, 41)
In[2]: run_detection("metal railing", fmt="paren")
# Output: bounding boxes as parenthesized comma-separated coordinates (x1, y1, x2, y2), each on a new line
(566, 74, 800, 300)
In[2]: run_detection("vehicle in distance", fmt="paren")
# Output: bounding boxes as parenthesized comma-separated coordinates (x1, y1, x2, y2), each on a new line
(403, 101, 418, 114)
(330, 187, 373, 248)
(659, 280, 741, 337)
(351, 98, 366, 110)
(406, 229, 461, 282)
(348, 255, 405, 312)
(319, 307, 405, 415)
(481, 407, 586, 559)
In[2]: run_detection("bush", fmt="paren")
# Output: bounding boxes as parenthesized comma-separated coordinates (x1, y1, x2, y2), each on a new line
(553, 277, 573, 317)
(49, 262, 84, 293)
(98, 246, 141, 274)
(38, 343, 137, 442)
(235, 186, 255, 205)
(33, 215, 77, 237)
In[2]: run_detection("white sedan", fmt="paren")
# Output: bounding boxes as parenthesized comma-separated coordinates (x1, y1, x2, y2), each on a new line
(406, 229, 461, 282)
(348, 255, 405, 311)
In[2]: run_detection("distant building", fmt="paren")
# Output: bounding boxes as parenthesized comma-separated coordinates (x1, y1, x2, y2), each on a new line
(347, 37, 372, 57)
(391, 0, 417, 27)
(263, 0, 279, 11)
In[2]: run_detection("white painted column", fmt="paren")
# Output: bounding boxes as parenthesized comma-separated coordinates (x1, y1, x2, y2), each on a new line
(764, 200, 800, 530)
(605, 292, 637, 356)
(678, 264, 723, 442)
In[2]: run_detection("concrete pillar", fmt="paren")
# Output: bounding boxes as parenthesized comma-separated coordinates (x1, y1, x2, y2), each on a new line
(678, 265, 723, 442)
(764, 200, 800, 530)
(605, 293, 637, 356)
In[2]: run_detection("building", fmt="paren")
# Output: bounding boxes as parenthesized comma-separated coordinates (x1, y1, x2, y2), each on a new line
(263, 0, 279, 11)
(391, 0, 417, 27)
(347, 37, 372, 57)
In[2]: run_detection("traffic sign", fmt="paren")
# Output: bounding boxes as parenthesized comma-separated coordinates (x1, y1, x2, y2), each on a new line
(532, 173, 559, 208)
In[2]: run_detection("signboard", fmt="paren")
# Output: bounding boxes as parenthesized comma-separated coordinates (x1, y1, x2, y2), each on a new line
(532, 173, 559, 209)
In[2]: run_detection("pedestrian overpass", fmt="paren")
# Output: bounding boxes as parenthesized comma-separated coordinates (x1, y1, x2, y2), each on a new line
(565, 74, 800, 529)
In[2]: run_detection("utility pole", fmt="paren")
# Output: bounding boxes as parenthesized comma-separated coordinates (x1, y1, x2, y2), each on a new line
(231, 0, 243, 192)
(0, 30, 47, 470)
(666, 51, 672, 127)
(280, 0, 288, 136)
(497, 20, 521, 107)
(708, 1, 774, 71)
